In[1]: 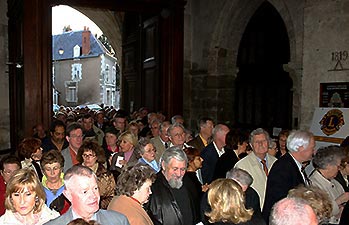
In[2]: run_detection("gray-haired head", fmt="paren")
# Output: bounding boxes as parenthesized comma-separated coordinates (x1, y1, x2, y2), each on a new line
(137, 137, 152, 154)
(161, 145, 188, 166)
(167, 123, 185, 137)
(64, 165, 97, 190)
(313, 145, 344, 170)
(249, 128, 270, 147)
(226, 168, 253, 187)
(171, 115, 184, 124)
(287, 130, 314, 152)
(270, 197, 318, 225)
(212, 124, 229, 139)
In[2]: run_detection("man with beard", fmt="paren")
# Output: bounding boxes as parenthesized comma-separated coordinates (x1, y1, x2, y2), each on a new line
(42, 120, 69, 152)
(147, 146, 198, 225)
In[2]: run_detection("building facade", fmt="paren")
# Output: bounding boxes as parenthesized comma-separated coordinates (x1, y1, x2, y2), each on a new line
(53, 28, 119, 107)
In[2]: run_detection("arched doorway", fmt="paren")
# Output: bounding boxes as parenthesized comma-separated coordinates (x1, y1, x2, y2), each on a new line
(235, 1, 292, 133)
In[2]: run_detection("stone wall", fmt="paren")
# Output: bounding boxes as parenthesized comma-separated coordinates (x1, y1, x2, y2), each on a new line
(301, 0, 349, 129)
(0, 0, 10, 150)
(184, 0, 305, 132)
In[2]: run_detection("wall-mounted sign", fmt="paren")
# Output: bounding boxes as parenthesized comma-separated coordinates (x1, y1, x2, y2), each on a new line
(328, 50, 349, 71)
(320, 82, 349, 108)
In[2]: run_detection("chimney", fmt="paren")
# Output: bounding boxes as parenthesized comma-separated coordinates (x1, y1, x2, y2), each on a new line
(82, 26, 91, 55)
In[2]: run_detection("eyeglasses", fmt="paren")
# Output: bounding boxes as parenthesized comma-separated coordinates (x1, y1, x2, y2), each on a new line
(82, 153, 96, 158)
(145, 149, 157, 153)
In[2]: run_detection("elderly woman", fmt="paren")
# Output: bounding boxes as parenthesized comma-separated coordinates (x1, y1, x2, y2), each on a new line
(205, 178, 264, 225)
(76, 140, 116, 209)
(108, 164, 156, 225)
(0, 168, 59, 224)
(310, 145, 349, 224)
(138, 138, 160, 172)
(40, 150, 70, 214)
(17, 137, 44, 180)
(110, 131, 140, 178)
(288, 185, 333, 224)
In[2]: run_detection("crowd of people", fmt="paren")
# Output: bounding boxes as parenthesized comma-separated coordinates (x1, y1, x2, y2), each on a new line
(0, 104, 349, 225)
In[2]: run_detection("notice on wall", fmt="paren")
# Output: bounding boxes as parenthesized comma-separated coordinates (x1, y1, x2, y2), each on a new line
(319, 82, 349, 108)
(310, 107, 349, 146)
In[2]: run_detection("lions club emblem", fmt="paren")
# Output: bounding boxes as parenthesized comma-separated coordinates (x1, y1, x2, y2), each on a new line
(319, 109, 345, 136)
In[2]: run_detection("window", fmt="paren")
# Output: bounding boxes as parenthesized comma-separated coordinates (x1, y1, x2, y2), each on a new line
(65, 81, 78, 103)
(71, 63, 82, 81)
(112, 66, 116, 84)
(105, 65, 110, 83)
(73, 45, 80, 58)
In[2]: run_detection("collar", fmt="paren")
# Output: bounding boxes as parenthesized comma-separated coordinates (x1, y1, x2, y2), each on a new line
(289, 153, 303, 171)
(199, 134, 208, 147)
(42, 173, 64, 188)
(72, 208, 98, 221)
(213, 141, 225, 156)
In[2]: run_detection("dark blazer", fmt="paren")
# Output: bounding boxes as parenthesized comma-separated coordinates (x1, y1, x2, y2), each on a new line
(201, 142, 219, 184)
(335, 172, 349, 192)
(213, 148, 239, 180)
(339, 200, 349, 225)
(43, 208, 130, 225)
(188, 135, 206, 152)
(262, 153, 305, 224)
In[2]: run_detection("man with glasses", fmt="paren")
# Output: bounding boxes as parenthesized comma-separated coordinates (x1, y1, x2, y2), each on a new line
(61, 122, 84, 172)
(234, 128, 277, 210)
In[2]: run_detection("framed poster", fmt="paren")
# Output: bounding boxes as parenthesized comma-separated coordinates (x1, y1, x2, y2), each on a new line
(320, 82, 349, 108)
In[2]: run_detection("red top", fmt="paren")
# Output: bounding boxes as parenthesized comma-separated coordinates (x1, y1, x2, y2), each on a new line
(0, 175, 6, 216)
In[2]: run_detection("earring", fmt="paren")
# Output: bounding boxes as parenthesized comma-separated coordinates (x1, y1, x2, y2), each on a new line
(35, 196, 39, 202)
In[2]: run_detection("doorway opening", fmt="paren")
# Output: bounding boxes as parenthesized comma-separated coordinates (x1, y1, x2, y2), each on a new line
(235, 1, 292, 133)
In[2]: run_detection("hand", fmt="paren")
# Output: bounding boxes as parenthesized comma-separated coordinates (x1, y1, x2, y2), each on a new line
(336, 192, 349, 205)
(202, 183, 209, 192)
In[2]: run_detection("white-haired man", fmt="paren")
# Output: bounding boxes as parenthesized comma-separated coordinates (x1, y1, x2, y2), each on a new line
(262, 130, 315, 224)
(44, 165, 129, 225)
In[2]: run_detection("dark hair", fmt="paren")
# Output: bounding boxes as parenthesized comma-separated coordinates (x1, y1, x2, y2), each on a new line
(17, 138, 42, 159)
(49, 120, 66, 133)
(67, 219, 101, 225)
(116, 164, 156, 196)
(225, 130, 248, 150)
(198, 117, 214, 130)
(82, 113, 93, 121)
(40, 150, 65, 169)
(183, 147, 200, 162)
(66, 122, 83, 137)
(341, 136, 349, 148)
(76, 140, 106, 164)
(0, 155, 21, 171)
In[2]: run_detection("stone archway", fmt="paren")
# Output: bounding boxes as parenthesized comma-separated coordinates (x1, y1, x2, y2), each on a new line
(202, 0, 301, 130)
(235, 1, 292, 131)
